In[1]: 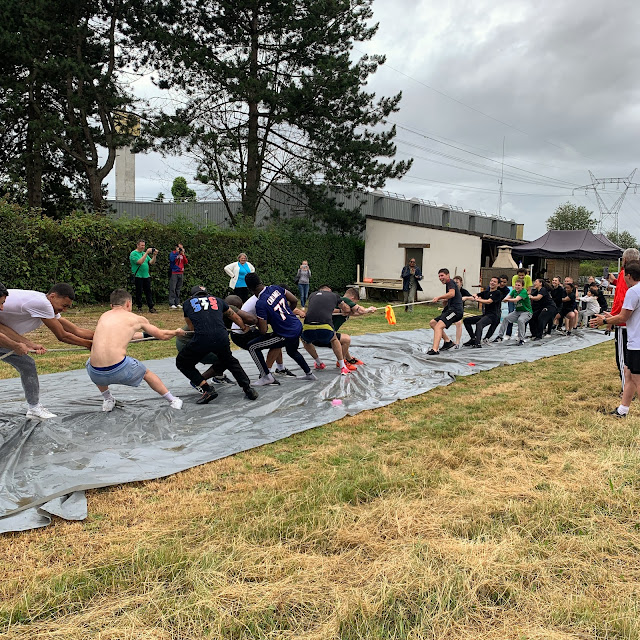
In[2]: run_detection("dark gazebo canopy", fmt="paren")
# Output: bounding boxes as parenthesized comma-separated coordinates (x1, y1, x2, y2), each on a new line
(514, 230, 623, 260)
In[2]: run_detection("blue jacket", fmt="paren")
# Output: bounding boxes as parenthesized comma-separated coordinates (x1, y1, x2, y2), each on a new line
(401, 266, 423, 292)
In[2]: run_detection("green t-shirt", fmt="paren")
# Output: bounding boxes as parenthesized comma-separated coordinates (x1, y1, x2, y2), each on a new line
(512, 273, 533, 289)
(333, 296, 357, 331)
(512, 288, 532, 313)
(130, 250, 151, 278)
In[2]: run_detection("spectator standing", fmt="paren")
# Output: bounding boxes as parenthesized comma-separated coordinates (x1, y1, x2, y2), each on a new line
(130, 239, 158, 314)
(169, 243, 188, 309)
(296, 260, 311, 307)
(224, 253, 255, 303)
(401, 258, 423, 312)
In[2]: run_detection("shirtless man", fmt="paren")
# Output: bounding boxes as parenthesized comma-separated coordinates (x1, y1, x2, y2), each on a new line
(86, 289, 185, 411)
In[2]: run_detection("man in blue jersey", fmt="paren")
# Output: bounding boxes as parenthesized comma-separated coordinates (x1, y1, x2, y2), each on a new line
(245, 273, 316, 385)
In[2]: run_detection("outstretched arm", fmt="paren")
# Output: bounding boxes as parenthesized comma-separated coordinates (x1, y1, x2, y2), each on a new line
(42, 318, 92, 348)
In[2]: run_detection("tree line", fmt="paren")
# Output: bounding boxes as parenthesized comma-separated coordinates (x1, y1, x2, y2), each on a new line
(0, 0, 411, 230)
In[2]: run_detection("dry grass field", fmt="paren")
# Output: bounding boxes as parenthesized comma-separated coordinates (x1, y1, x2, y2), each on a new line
(1, 304, 638, 639)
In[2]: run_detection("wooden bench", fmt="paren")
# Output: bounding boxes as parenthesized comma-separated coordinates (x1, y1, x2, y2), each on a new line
(353, 279, 404, 301)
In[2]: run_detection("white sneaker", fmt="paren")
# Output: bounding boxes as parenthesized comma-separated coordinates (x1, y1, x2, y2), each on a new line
(177, 304, 183, 309)
(102, 397, 116, 412)
(169, 397, 183, 409)
(301, 372, 317, 381)
(26, 404, 57, 419)
(170, 305, 177, 309)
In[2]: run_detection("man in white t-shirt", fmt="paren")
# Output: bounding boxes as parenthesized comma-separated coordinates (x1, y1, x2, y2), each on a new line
(0, 283, 94, 419)
(591, 261, 640, 418)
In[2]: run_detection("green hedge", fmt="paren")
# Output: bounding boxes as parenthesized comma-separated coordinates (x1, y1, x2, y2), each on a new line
(0, 201, 364, 303)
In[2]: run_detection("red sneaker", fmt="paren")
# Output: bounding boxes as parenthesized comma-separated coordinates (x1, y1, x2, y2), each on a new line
(314, 362, 326, 370)
(348, 357, 364, 366)
(336, 361, 357, 371)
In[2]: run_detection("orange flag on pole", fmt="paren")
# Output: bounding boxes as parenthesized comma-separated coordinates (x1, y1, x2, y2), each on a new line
(385, 304, 396, 325)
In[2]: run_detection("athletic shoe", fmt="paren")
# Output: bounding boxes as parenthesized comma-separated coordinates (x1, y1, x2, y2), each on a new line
(440, 341, 454, 351)
(492, 337, 503, 343)
(254, 374, 279, 386)
(517, 340, 525, 345)
(472, 343, 482, 348)
(454, 343, 461, 349)
(274, 368, 296, 377)
(566, 331, 572, 336)
(102, 397, 116, 412)
(427, 349, 439, 355)
(314, 362, 326, 370)
(196, 390, 218, 404)
(610, 409, 627, 418)
(532, 337, 542, 341)
(348, 357, 364, 366)
(170, 305, 177, 310)
(177, 304, 183, 309)
(244, 387, 259, 400)
(301, 372, 317, 381)
(25, 404, 57, 419)
(340, 366, 351, 375)
(482, 338, 490, 345)
(210, 375, 235, 385)
(190, 382, 205, 394)
(169, 398, 183, 409)
(149, 308, 158, 314)
(463, 339, 475, 347)
(336, 361, 357, 371)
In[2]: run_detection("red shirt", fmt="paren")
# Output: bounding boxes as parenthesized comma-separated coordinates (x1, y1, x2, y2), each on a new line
(610, 268, 627, 325)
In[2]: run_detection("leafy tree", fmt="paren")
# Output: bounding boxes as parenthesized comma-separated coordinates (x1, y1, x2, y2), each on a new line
(606, 230, 638, 250)
(139, 0, 411, 226)
(153, 192, 165, 202)
(171, 177, 197, 203)
(546, 203, 597, 231)
(0, 0, 141, 212)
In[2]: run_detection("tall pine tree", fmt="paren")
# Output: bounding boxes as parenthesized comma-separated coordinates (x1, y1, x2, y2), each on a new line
(139, 0, 411, 227)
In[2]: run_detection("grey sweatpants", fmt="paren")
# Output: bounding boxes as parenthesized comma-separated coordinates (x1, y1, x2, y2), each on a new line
(0, 349, 40, 406)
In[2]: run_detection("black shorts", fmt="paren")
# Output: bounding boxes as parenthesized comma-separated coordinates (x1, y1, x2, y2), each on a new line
(626, 349, 640, 374)
(436, 308, 463, 328)
(231, 329, 268, 350)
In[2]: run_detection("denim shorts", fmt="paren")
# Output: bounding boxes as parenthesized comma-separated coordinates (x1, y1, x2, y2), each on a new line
(86, 356, 147, 387)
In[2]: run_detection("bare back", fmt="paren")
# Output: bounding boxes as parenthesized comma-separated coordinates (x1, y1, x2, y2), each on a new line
(90, 308, 145, 367)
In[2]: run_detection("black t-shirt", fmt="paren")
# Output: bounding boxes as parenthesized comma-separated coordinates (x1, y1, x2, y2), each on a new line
(184, 294, 229, 340)
(304, 290, 342, 326)
(445, 280, 463, 314)
(550, 285, 564, 308)
(498, 285, 511, 300)
(478, 289, 502, 317)
(530, 286, 553, 311)
(561, 290, 576, 313)
(459, 287, 472, 298)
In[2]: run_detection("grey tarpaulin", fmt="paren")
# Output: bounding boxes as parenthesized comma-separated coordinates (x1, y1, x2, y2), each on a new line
(0, 328, 612, 534)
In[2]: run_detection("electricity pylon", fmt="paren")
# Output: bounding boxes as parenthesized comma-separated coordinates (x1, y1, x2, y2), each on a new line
(573, 169, 639, 236)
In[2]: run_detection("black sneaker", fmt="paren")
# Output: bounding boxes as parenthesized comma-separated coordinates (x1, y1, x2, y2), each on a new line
(472, 343, 482, 348)
(273, 368, 296, 377)
(440, 341, 454, 351)
(244, 387, 259, 400)
(463, 339, 475, 347)
(492, 337, 503, 343)
(610, 409, 627, 418)
(517, 340, 525, 345)
(532, 337, 542, 341)
(196, 390, 218, 404)
(211, 375, 235, 385)
(427, 349, 439, 355)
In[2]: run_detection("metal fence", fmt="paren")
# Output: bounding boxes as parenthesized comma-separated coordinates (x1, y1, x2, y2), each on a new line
(107, 184, 519, 239)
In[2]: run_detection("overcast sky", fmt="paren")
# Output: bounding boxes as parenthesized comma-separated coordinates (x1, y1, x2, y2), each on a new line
(105, 0, 640, 240)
